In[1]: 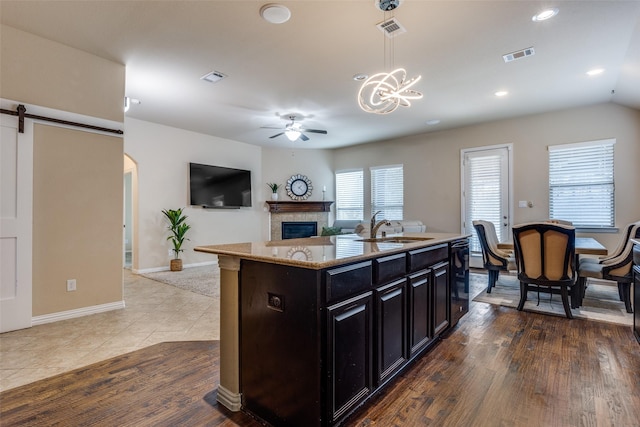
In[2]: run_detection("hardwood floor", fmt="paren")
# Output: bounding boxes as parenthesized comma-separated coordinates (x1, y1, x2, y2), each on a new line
(1, 303, 639, 426)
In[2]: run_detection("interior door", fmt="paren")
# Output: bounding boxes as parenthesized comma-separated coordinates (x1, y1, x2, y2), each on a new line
(1, 113, 33, 332)
(461, 145, 512, 267)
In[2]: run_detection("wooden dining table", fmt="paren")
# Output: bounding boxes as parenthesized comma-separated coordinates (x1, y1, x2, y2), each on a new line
(497, 237, 608, 256)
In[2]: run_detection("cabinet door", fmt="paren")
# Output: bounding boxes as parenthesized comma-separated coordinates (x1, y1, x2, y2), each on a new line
(432, 262, 450, 336)
(327, 292, 373, 422)
(375, 278, 407, 385)
(408, 270, 432, 357)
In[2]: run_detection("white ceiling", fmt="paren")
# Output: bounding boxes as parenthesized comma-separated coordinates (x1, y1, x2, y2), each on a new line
(2, 0, 639, 149)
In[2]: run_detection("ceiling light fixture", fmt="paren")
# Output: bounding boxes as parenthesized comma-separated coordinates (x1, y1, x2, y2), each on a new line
(284, 129, 301, 141)
(260, 4, 291, 24)
(353, 73, 369, 81)
(124, 97, 141, 112)
(532, 8, 558, 22)
(358, 4, 422, 114)
(586, 68, 605, 76)
(495, 91, 509, 97)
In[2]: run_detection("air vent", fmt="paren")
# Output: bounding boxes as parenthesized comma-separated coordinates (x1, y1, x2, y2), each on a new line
(200, 71, 227, 83)
(376, 18, 407, 38)
(503, 47, 535, 63)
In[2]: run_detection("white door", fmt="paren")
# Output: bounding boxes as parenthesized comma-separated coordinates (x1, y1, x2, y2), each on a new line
(461, 145, 512, 266)
(1, 113, 33, 332)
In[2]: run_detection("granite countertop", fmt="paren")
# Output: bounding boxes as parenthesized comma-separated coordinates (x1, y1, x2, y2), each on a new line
(194, 232, 467, 270)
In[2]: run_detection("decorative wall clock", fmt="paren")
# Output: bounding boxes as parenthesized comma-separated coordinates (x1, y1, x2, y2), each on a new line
(285, 174, 313, 200)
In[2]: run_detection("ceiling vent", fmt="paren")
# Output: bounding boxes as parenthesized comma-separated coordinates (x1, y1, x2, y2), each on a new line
(376, 18, 407, 38)
(200, 71, 227, 84)
(503, 47, 535, 63)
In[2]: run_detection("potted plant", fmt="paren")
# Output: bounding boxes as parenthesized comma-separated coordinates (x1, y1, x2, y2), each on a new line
(267, 182, 280, 200)
(161, 207, 191, 271)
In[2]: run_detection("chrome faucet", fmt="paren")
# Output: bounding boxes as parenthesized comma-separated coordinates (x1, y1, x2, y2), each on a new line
(370, 211, 391, 238)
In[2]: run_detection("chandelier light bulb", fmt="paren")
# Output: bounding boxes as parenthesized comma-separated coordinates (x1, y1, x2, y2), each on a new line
(358, 68, 423, 114)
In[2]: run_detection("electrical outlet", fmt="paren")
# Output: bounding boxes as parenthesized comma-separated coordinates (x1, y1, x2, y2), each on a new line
(67, 279, 77, 292)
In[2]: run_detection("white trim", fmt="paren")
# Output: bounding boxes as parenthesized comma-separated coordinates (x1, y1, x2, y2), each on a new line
(217, 385, 242, 412)
(32, 301, 125, 326)
(0, 98, 123, 138)
(133, 260, 218, 275)
(547, 138, 615, 151)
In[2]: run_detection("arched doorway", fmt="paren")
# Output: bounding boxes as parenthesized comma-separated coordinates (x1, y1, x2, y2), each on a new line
(124, 154, 138, 270)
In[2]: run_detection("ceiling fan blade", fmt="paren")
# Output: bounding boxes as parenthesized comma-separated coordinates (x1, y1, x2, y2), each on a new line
(299, 133, 310, 142)
(260, 126, 284, 130)
(269, 132, 284, 139)
(300, 128, 327, 134)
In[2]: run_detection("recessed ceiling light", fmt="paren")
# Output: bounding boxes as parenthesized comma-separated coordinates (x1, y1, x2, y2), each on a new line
(260, 4, 291, 24)
(200, 71, 227, 84)
(353, 73, 368, 81)
(586, 68, 605, 76)
(495, 91, 509, 97)
(532, 8, 559, 22)
(426, 119, 441, 126)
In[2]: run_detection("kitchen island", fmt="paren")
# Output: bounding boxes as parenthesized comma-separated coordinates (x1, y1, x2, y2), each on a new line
(195, 232, 469, 427)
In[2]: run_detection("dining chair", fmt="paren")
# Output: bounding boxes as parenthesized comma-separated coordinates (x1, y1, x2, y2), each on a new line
(580, 221, 640, 265)
(472, 220, 516, 293)
(577, 222, 640, 313)
(512, 222, 576, 319)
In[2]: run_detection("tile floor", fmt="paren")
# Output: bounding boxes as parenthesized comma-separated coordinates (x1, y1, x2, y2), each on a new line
(0, 269, 218, 392)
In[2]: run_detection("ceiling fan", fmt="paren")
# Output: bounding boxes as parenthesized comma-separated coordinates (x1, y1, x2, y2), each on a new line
(261, 115, 327, 142)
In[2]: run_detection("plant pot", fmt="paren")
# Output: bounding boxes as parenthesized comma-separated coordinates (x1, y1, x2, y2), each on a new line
(170, 258, 183, 271)
(271, 192, 278, 201)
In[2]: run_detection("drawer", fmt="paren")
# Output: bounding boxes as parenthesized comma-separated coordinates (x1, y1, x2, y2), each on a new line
(407, 244, 448, 272)
(326, 261, 372, 303)
(374, 253, 407, 284)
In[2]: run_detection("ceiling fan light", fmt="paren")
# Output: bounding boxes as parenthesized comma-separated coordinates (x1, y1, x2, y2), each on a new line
(285, 129, 301, 141)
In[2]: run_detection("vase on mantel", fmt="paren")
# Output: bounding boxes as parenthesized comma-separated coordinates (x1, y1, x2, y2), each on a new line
(271, 193, 278, 201)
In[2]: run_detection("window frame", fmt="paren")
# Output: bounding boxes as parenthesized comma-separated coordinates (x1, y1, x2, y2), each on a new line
(335, 168, 364, 221)
(548, 138, 616, 232)
(370, 164, 404, 221)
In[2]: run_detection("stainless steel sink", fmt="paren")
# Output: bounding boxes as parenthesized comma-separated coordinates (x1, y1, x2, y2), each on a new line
(357, 236, 434, 243)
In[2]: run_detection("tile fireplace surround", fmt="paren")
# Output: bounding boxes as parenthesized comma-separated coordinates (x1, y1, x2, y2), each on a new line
(266, 201, 333, 241)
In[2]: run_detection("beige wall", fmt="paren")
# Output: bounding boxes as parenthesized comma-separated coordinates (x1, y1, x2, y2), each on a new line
(124, 118, 265, 271)
(33, 125, 124, 315)
(333, 103, 640, 251)
(1, 24, 125, 316)
(0, 25, 124, 122)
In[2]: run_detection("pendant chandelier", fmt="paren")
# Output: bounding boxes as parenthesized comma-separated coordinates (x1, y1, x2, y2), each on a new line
(358, 2, 423, 114)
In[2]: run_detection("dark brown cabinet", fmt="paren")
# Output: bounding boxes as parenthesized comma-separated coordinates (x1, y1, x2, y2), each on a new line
(432, 261, 450, 336)
(634, 265, 639, 344)
(374, 278, 407, 385)
(408, 270, 431, 357)
(239, 241, 464, 427)
(327, 292, 374, 421)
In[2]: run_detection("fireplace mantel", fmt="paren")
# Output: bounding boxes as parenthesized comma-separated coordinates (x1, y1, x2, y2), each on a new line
(266, 201, 334, 213)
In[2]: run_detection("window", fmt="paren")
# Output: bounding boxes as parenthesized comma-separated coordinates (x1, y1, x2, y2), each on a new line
(371, 164, 403, 220)
(548, 139, 615, 228)
(335, 169, 363, 220)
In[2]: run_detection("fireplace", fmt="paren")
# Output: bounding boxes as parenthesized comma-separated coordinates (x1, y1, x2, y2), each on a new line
(282, 222, 318, 239)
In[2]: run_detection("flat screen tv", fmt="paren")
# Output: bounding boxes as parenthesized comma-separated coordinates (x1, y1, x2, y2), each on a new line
(189, 162, 252, 208)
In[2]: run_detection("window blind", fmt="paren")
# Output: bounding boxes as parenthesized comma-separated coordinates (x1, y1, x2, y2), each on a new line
(371, 164, 403, 220)
(464, 153, 504, 252)
(335, 169, 364, 220)
(548, 139, 615, 228)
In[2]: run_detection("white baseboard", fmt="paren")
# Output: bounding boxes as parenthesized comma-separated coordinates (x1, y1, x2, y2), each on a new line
(32, 300, 126, 326)
(133, 260, 218, 275)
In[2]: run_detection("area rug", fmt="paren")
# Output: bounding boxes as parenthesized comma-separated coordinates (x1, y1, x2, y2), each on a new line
(140, 265, 219, 298)
(471, 273, 632, 326)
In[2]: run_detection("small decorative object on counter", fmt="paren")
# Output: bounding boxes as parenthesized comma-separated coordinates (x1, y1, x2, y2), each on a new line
(267, 183, 280, 200)
(161, 207, 191, 271)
